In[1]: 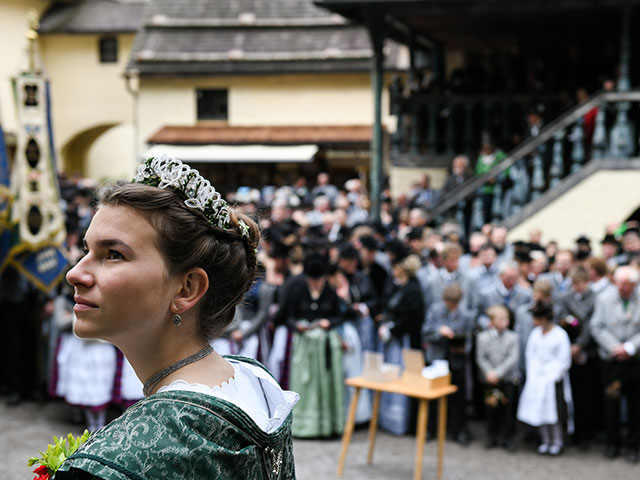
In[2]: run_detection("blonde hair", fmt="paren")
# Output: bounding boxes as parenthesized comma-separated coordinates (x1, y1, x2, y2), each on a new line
(441, 242, 463, 260)
(442, 283, 463, 303)
(486, 304, 509, 321)
(398, 254, 422, 278)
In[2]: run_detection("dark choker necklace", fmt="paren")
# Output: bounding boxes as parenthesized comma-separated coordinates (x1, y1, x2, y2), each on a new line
(143, 344, 214, 397)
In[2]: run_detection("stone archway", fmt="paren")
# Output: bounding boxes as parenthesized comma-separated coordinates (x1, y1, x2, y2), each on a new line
(61, 124, 118, 176)
(60, 123, 134, 180)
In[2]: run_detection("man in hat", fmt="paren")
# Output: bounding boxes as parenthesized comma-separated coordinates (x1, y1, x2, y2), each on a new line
(601, 234, 621, 262)
(610, 228, 640, 267)
(574, 235, 593, 261)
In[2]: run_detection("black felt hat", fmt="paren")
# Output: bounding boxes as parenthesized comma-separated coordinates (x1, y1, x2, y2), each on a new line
(385, 238, 410, 261)
(339, 244, 360, 260)
(360, 235, 379, 251)
(269, 241, 290, 259)
(575, 235, 591, 245)
(407, 227, 424, 241)
(530, 301, 554, 319)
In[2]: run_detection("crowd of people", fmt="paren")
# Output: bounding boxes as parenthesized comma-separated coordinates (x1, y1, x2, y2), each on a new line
(1, 168, 640, 466)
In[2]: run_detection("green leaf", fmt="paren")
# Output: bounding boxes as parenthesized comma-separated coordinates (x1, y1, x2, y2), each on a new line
(29, 431, 92, 473)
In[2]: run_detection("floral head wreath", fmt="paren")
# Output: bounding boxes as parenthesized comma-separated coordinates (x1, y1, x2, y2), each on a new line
(133, 155, 250, 239)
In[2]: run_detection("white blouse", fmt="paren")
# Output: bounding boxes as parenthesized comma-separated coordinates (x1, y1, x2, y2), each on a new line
(157, 359, 299, 433)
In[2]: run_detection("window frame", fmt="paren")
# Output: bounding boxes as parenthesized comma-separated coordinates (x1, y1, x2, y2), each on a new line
(98, 36, 118, 64)
(196, 88, 229, 121)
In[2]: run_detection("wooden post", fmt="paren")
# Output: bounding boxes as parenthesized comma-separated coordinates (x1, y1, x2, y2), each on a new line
(445, 103, 455, 155)
(366, 11, 385, 222)
(610, 4, 633, 158)
(471, 188, 485, 231)
(437, 396, 448, 480)
(337, 386, 361, 476)
(490, 174, 503, 222)
(427, 102, 438, 154)
(367, 391, 382, 464)
(591, 107, 607, 158)
(410, 103, 421, 154)
(570, 118, 585, 174)
(414, 399, 429, 480)
(455, 200, 467, 243)
(550, 129, 565, 187)
(464, 102, 474, 156)
(530, 146, 546, 200)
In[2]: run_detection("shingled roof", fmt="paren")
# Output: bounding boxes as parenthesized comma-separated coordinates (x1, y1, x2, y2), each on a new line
(127, 0, 402, 76)
(38, 0, 146, 34)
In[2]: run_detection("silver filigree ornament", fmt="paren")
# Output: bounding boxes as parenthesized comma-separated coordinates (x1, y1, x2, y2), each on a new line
(134, 155, 250, 239)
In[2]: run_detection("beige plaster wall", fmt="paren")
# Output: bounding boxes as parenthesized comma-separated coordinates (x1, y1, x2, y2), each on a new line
(39, 33, 136, 167)
(86, 123, 135, 181)
(507, 170, 640, 252)
(390, 166, 448, 198)
(137, 73, 393, 160)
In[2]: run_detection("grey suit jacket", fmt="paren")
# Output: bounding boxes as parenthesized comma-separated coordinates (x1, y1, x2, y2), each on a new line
(476, 328, 520, 384)
(419, 267, 475, 313)
(556, 288, 595, 350)
(591, 288, 640, 360)
(422, 301, 475, 363)
(476, 281, 532, 329)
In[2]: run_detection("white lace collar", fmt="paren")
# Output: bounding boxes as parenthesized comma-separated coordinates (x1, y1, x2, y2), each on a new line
(157, 359, 299, 433)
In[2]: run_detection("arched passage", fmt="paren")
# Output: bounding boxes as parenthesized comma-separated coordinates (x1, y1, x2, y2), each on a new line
(61, 124, 118, 176)
(60, 123, 134, 180)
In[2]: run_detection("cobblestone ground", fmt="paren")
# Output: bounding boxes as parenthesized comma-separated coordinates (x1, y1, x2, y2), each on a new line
(2, 398, 637, 480)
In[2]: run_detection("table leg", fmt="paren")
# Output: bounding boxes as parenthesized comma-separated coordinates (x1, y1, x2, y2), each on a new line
(414, 399, 429, 480)
(337, 386, 361, 476)
(437, 396, 447, 480)
(367, 391, 381, 464)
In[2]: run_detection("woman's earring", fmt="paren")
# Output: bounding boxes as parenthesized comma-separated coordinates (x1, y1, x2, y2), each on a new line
(172, 313, 182, 327)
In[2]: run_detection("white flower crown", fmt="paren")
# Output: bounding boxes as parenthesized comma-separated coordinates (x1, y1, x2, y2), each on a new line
(133, 155, 249, 239)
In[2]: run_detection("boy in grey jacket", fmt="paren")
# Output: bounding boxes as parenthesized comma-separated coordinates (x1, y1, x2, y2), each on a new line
(476, 304, 520, 451)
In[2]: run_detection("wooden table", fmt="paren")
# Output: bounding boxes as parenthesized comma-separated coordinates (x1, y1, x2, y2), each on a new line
(337, 376, 457, 480)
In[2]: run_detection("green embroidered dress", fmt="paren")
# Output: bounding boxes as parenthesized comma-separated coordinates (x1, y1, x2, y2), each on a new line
(54, 357, 297, 480)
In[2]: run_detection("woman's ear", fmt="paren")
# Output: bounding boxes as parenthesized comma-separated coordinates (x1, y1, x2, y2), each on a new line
(173, 267, 209, 314)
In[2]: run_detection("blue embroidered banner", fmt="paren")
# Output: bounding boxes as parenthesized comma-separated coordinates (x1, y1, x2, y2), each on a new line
(0, 112, 12, 272)
(7, 75, 69, 291)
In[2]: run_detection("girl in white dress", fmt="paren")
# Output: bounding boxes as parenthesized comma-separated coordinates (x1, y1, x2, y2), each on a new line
(517, 302, 572, 455)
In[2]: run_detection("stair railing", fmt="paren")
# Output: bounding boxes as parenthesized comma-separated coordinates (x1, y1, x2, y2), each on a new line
(428, 89, 640, 235)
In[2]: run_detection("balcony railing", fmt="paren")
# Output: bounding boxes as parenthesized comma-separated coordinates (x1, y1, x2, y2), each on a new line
(424, 89, 640, 236)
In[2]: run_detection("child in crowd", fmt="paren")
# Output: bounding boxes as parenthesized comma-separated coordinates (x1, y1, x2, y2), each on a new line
(517, 302, 572, 456)
(423, 283, 475, 444)
(476, 305, 520, 451)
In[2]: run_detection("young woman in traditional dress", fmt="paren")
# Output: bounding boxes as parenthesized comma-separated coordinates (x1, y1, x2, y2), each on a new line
(55, 155, 298, 480)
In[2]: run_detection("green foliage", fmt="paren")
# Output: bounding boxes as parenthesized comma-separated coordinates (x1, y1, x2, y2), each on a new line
(27, 430, 91, 473)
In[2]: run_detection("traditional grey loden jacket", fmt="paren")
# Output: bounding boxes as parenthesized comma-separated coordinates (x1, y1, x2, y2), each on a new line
(476, 328, 520, 384)
(590, 287, 640, 361)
